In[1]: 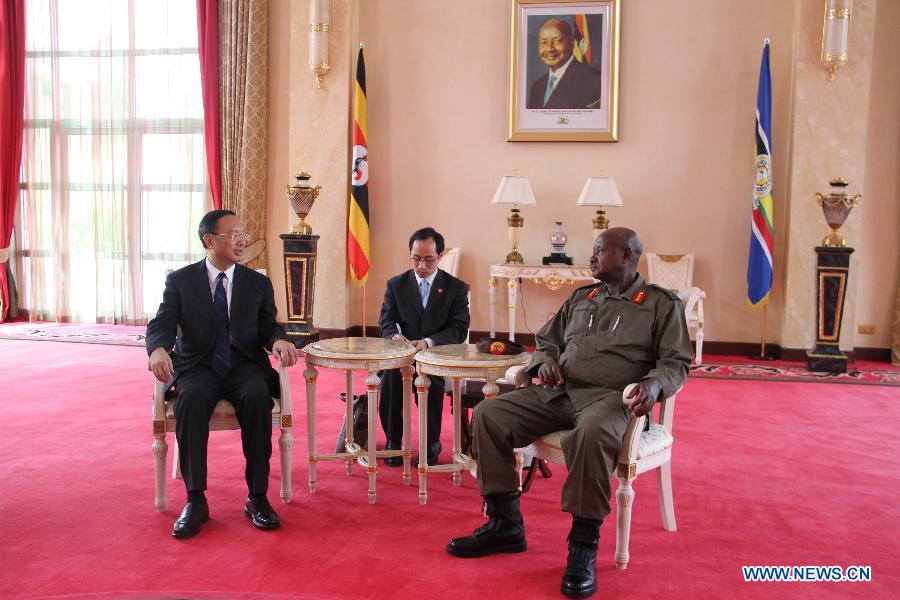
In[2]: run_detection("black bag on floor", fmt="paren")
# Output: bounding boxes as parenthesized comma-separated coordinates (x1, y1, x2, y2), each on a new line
(335, 392, 369, 452)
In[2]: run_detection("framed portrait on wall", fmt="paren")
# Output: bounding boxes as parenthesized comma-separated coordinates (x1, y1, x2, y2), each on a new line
(507, 0, 620, 142)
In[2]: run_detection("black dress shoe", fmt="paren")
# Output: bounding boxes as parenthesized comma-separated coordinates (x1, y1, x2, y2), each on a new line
(244, 495, 280, 531)
(384, 440, 403, 467)
(172, 501, 209, 539)
(427, 441, 442, 466)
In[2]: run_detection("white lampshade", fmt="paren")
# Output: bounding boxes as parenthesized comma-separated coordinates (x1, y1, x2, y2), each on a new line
(576, 176, 623, 207)
(491, 176, 537, 205)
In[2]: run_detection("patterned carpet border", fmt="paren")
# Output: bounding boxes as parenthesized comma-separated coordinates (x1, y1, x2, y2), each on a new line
(689, 362, 900, 387)
(0, 323, 145, 347)
(2, 324, 898, 387)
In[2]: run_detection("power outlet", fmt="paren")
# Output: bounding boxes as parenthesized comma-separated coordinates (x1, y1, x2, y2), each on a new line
(857, 324, 876, 335)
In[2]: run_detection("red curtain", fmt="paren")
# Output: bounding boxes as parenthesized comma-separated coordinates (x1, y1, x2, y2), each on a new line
(196, 0, 222, 210)
(0, 0, 26, 322)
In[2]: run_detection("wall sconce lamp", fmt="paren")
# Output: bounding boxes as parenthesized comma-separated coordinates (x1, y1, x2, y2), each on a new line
(309, 0, 330, 87)
(822, 0, 852, 82)
(491, 172, 537, 264)
(576, 175, 623, 240)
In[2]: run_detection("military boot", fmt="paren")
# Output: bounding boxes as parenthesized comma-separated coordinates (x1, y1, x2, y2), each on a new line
(446, 491, 527, 557)
(561, 516, 601, 598)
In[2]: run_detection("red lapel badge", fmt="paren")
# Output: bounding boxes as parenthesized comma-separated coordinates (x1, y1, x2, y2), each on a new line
(631, 290, 646, 304)
(587, 288, 599, 299)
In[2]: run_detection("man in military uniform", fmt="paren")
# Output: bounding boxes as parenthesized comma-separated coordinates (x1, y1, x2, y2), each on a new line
(446, 228, 692, 599)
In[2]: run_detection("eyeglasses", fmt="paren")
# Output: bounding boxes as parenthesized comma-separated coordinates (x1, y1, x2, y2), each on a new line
(211, 231, 251, 243)
(409, 256, 438, 266)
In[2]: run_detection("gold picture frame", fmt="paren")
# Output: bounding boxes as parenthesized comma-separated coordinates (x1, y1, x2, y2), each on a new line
(507, 0, 620, 142)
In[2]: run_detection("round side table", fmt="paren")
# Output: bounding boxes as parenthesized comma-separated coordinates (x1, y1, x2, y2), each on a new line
(303, 337, 417, 504)
(413, 344, 530, 504)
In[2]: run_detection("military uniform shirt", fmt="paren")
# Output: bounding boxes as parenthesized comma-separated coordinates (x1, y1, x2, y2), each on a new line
(525, 273, 693, 410)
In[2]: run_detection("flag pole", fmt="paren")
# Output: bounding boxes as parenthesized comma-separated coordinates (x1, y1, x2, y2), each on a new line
(749, 304, 777, 360)
(361, 283, 367, 337)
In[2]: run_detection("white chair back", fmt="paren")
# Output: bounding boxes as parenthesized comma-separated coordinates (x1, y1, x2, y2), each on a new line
(438, 247, 461, 277)
(645, 253, 694, 292)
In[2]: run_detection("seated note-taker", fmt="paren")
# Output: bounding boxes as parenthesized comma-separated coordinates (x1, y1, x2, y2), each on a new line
(377, 227, 470, 466)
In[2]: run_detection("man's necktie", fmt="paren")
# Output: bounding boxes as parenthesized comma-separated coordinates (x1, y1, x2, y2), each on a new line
(211, 272, 231, 378)
(420, 279, 430, 309)
(543, 74, 557, 107)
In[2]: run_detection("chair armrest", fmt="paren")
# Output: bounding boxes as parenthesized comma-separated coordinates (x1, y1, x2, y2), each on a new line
(505, 364, 532, 388)
(618, 413, 646, 468)
(277, 361, 292, 418)
(152, 379, 166, 421)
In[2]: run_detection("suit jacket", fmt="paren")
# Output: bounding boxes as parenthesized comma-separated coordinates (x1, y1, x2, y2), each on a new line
(145, 259, 287, 395)
(527, 59, 603, 110)
(378, 269, 470, 345)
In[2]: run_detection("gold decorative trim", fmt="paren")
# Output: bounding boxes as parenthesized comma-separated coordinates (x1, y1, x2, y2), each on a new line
(284, 255, 311, 320)
(617, 463, 636, 479)
(807, 352, 848, 360)
(153, 421, 165, 435)
(307, 23, 330, 32)
(818, 271, 847, 341)
(308, 456, 317, 463)
(657, 254, 685, 263)
(366, 465, 377, 474)
(418, 467, 427, 475)
(281, 415, 293, 428)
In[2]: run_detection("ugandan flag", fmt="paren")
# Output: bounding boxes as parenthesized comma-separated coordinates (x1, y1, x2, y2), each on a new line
(747, 39, 774, 307)
(348, 44, 370, 286)
(572, 15, 591, 64)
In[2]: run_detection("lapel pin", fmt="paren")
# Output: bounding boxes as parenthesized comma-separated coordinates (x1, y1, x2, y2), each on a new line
(437, 288, 444, 293)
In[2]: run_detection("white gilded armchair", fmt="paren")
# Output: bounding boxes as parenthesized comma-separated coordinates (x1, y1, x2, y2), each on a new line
(645, 252, 706, 365)
(151, 363, 294, 511)
(508, 366, 682, 570)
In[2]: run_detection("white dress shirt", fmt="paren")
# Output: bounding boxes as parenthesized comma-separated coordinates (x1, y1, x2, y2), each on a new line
(205, 258, 235, 318)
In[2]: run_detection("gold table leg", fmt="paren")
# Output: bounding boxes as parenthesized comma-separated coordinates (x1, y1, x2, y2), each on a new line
(304, 365, 318, 493)
(345, 369, 354, 475)
(401, 364, 414, 485)
(416, 374, 431, 505)
(451, 377, 463, 487)
(366, 370, 379, 504)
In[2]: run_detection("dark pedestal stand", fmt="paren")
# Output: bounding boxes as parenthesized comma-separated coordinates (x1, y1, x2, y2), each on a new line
(806, 246, 854, 373)
(279, 233, 320, 348)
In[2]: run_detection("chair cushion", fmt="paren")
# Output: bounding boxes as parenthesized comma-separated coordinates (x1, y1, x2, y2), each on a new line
(535, 424, 672, 460)
(638, 424, 673, 459)
(166, 399, 280, 418)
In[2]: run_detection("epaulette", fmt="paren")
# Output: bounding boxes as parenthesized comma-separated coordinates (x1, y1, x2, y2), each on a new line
(573, 282, 604, 297)
(646, 283, 680, 301)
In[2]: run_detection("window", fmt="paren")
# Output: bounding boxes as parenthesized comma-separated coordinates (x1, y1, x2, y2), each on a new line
(16, 0, 210, 324)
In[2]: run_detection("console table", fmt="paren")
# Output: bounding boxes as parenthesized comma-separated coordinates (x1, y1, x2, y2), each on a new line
(488, 263, 595, 341)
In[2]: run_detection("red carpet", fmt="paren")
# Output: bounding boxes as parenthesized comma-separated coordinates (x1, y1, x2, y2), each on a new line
(1, 338, 899, 599)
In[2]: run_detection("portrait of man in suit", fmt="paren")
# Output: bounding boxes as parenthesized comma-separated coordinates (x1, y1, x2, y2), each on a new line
(526, 17, 603, 110)
(146, 209, 298, 539)
(377, 227, 470, 467)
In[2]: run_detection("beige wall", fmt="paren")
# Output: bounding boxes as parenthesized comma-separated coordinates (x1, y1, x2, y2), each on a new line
(857, 0, 900, 348)
(266, 0, 899, 351)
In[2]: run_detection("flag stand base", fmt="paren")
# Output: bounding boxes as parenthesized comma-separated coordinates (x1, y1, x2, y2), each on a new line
(748, 352, 779, 361)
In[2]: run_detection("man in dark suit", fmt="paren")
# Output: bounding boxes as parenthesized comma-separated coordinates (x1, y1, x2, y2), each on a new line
(146, 209, 298, 539)
(378, 227, 470, 466)
(526, 18, 603, 110)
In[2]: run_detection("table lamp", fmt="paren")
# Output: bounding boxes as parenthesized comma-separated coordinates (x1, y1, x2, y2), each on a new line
(576, 176, 623, 239)
(491, 174, 537, 264)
